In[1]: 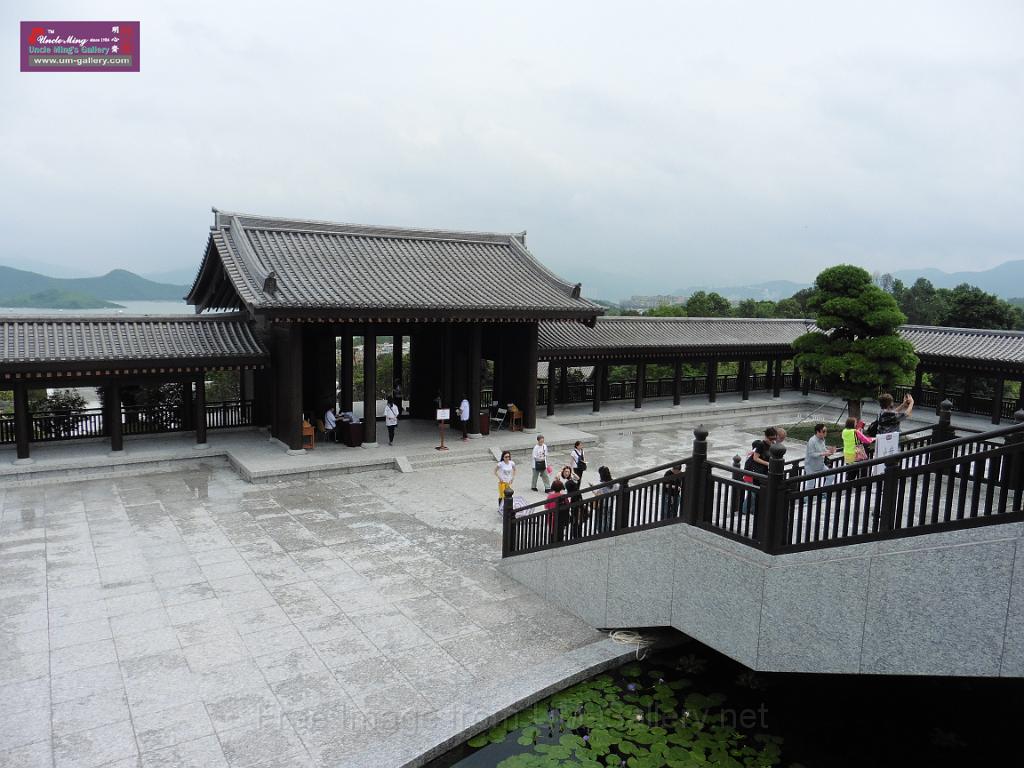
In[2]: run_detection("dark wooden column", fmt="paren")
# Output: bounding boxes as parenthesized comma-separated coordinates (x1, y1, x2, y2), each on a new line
(672, 359, 682, 406)
(592, 363, 603, 413)
(13, 382, 31, 462)
(765, 358, 774, 392)
(393, 334, 404, 396)
(912, 365, 924, 403)
(363, 329, 377, 445)
(634, 362, 646, 409)
(707, 360, 718, 403)
(524, 322, 539, 430)
(468, 326, 482, 436)
(1017, 380, 1024, 413)
(273, 323, 304, 451)
(340, 327, 353, 412)
(108, 382, 123, 453)
(792, 365, 801, 392)
(194, 373, 208, 446)
(992, 377, 1006, 425)
(740, 359, 751, 401)
(239, 369, 252, 404)
(316, 332, 337, 414)
(546, 362, 556, 416)
(987, 378, 1003, 428)
(601, 366, 611, 401)
(772, 355, 783, 398)
(559, 364, 569, 404)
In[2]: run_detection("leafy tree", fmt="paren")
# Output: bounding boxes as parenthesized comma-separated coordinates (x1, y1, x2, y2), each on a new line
(939, 283, 1023, 330)
(898, 278, 948, 326)
(793, 265, 918, 419)
(772, 298, 803, 318)
(734, 299, 777, 318)
(645, 303, 687, 317)
(789, 287, 818, 313)
(684, 290, 732, 317)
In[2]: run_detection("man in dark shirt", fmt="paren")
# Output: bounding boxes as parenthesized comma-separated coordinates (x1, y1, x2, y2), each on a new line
(662, 464, 684, 519)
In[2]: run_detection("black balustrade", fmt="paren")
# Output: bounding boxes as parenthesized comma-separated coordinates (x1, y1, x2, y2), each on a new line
(501, 409, 1024, 558)
(0, 400, 255, 445)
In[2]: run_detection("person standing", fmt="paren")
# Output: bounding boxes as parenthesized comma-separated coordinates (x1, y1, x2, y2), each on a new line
(531, 435, 551, 492)
(804, 423, 836, 487)
(459, 396, 471, 441)
(591, 466, 619, 533)
(570, 441, 587, 484)
(383, 397, 400, 446)
(870, 393, 913, 471)
(493, 450, 516, 510)
(662, 464, 683, 519)
(392, 380, 404, 415)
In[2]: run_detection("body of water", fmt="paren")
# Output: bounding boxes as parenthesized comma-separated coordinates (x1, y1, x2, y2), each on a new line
(0, 300, 195, 316)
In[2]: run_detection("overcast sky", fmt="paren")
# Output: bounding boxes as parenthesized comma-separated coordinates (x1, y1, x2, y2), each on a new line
(2, 1, 1022, 300)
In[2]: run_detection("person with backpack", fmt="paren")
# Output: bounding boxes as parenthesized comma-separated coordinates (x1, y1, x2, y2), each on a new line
(868, 393, 914, 472)
(531, 435, 551, 492)
(570, 441, 587, 484)
(741, 427, 777, 514)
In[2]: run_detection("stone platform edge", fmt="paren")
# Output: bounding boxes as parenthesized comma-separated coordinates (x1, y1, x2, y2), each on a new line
(344, 637, 639, 768)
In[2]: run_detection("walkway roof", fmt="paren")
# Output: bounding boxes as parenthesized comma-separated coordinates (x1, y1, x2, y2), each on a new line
(539, 317, 1024, 373)
(187, 209, 603, 324)
(0, 314, 268, 377)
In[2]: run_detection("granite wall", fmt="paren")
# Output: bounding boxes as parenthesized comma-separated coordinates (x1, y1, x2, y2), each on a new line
(500, 520, 1024, 677)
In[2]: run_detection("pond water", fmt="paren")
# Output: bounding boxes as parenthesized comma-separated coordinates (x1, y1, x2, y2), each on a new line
(429, 633, 1021, 767)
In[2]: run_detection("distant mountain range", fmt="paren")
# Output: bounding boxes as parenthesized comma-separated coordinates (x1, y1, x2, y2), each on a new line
(890, 261, 1024, 298)
(0, 266, 188, 308)
(606, 260, 1024, 305)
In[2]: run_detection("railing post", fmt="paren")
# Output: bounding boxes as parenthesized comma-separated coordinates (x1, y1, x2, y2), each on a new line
(931, 399, 955, 462)
(758, 443, 787, 553)
(683, 425, 708, 524)
(501, 488, 515, 557)
(1004, 410, 1024, 510)
(730, 454, 743, 515)
(877, 456, 902, 532)
(615, 479, 630, 531)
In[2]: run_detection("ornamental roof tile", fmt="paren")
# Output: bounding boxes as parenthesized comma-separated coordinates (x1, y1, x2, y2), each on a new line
(0, 314, 267, 373)
(187, 210, 602, 322)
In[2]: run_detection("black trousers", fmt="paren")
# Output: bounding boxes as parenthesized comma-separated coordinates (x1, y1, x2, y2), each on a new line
(387, 425, 396, 444)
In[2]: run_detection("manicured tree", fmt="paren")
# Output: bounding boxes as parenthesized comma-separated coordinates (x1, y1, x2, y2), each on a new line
(793, 265, 918, 419)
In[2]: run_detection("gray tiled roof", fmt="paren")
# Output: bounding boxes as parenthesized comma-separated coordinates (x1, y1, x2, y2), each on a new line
(540, 317, 1024, 368)
(188, 210, 602, 321)
(901, 325, 1024, 365)
(539, 317, 812, 357)
(0, 315, 267, 372)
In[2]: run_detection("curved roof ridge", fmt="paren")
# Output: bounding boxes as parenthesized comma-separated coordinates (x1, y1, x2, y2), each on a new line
(0, 312, 250, 323)
(901, 324, 1024, 337)
(220, 209, 523, 245)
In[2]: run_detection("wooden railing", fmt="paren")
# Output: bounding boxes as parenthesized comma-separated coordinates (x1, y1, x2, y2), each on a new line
(0, 400, 254, 444)
(501, 401, 1024, 558)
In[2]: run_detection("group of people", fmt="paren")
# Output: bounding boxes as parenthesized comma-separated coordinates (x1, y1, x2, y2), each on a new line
(494, 436, 620, 538)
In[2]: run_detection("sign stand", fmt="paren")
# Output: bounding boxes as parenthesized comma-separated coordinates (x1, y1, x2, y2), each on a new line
(435, 408, 450, 451)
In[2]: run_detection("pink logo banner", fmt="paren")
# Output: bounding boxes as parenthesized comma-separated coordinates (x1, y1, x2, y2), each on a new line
(21, 21, 140, 72)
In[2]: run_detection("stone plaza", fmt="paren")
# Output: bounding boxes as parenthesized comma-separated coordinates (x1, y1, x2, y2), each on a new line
(0, 397, 826, 768)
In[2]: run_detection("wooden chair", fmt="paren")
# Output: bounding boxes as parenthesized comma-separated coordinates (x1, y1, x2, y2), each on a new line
(507, 404, 524, 432)
(316, 418, 334, 444)
(302, 420, 315, 449)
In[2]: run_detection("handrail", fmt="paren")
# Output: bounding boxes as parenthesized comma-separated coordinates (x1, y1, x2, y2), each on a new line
(510, 455, 693, 517)
(503, 405, 1024, 558)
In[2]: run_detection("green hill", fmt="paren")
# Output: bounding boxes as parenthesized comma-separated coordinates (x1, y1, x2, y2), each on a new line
(0, 265, 188, 302)
(2, 289, 124, 309)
